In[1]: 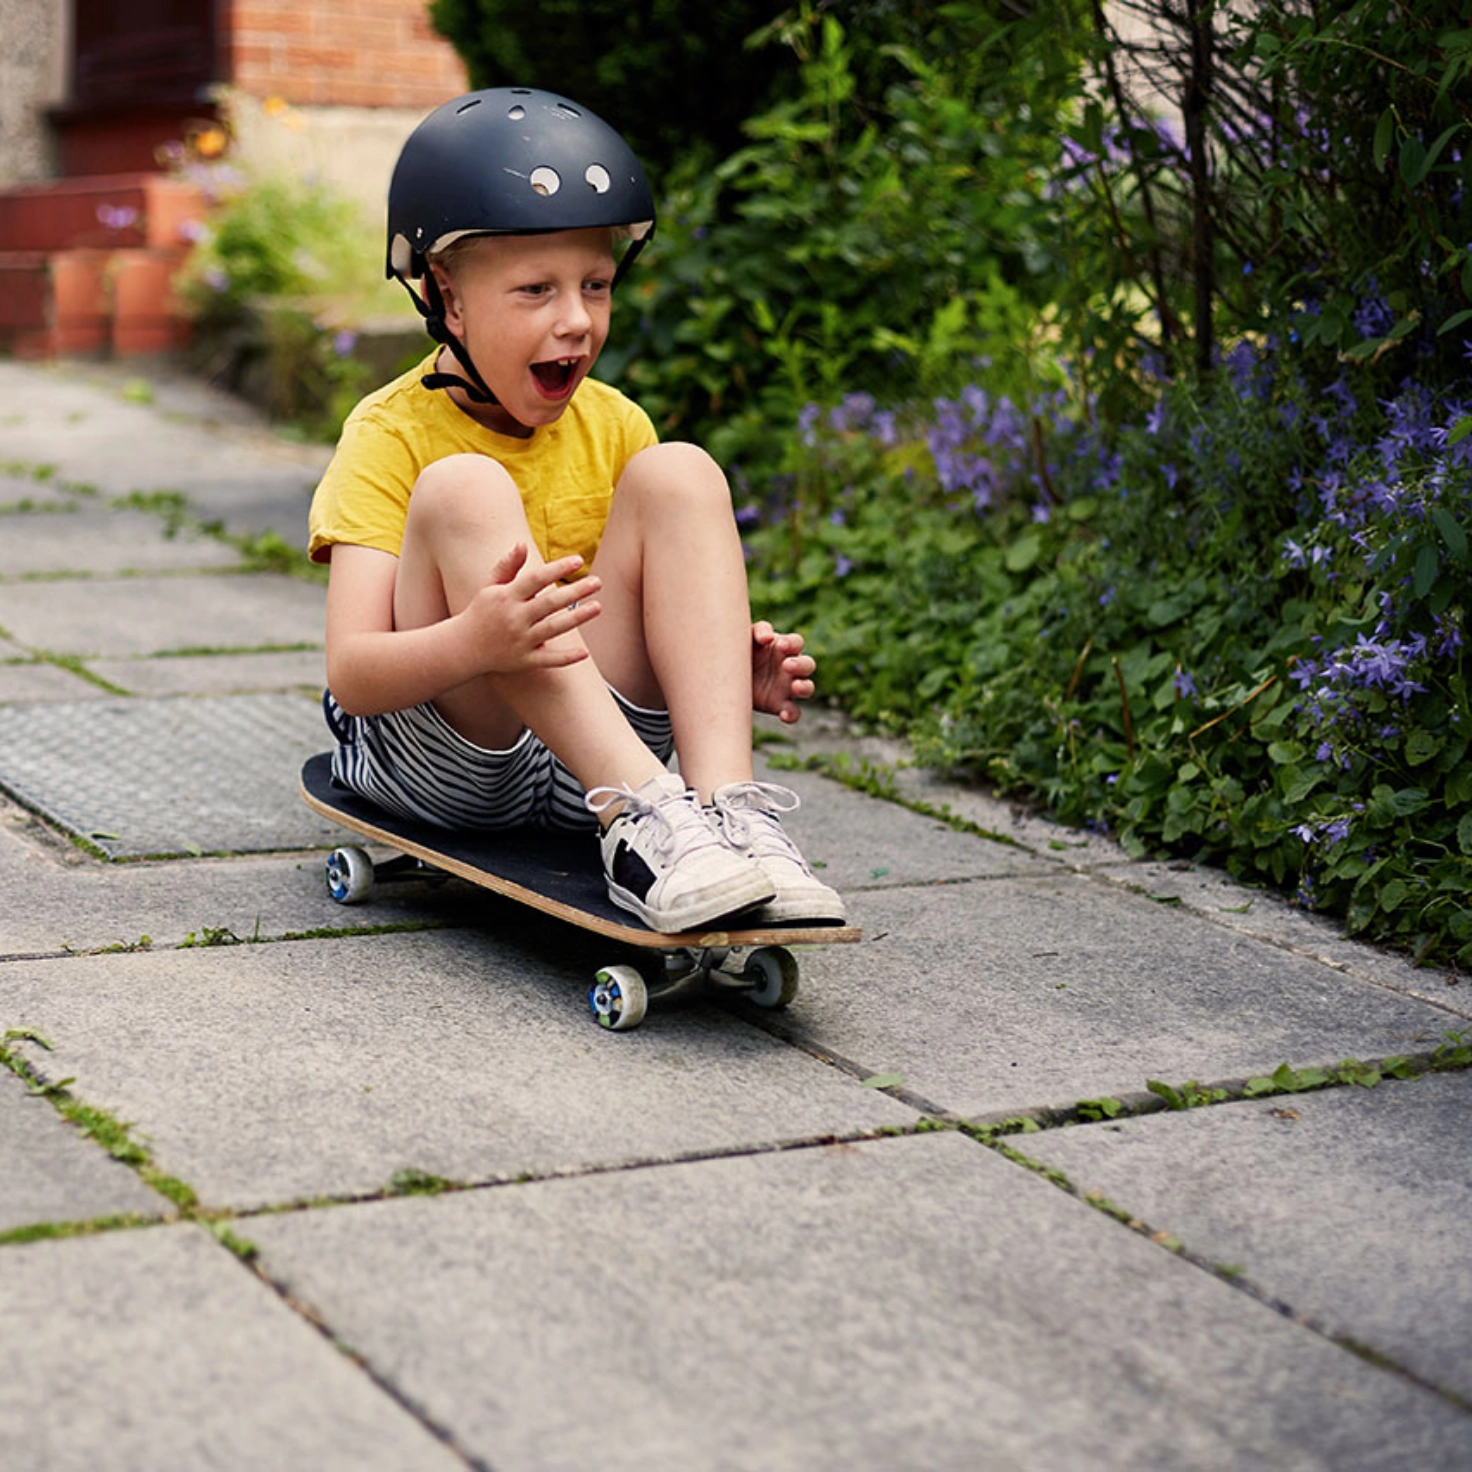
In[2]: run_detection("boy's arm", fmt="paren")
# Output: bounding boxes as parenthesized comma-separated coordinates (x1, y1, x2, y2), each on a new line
(324, 542, 600, 716)
(751, 620, 816, 725)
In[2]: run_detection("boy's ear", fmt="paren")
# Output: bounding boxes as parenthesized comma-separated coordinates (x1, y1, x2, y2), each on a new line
(427, 261, 463, 332)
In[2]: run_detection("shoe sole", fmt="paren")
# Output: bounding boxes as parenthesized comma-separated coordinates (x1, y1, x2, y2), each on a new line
(606, 873, 775, 932)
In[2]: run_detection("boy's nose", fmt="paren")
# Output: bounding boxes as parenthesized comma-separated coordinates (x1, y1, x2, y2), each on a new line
(557, 298, 593, 337)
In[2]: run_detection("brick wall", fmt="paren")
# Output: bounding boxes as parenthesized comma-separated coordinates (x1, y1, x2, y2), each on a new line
(226, 0, 468, 110)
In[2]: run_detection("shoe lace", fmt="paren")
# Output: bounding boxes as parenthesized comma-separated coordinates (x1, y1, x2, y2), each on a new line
(585, 781, 719, 862)
(710, 781, 802, 857)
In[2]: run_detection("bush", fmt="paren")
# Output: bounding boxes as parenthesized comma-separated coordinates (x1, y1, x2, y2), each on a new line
(603, 4, 1086, 465)
(428, 0, 793, 174)
(171, 100, 417, 438)
(740, 335, 1472, 965)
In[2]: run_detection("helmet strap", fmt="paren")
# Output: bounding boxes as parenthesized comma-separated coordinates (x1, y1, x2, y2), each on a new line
(399, 271, 500, 405)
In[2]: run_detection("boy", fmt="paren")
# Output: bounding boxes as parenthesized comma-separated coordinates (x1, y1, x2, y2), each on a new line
(308, 87, 846, 933)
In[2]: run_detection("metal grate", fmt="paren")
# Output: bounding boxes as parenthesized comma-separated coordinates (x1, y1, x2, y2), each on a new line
(0, 694, 340, 858)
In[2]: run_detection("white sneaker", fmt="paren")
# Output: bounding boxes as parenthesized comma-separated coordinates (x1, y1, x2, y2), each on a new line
(708, 781, 848, 925)
(586, 772, 774, 931)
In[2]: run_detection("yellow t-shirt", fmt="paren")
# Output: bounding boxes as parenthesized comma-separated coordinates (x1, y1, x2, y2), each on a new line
(308, 354, 658, 566)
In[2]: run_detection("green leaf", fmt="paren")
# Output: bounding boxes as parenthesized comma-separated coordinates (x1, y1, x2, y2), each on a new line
(1389, 787, 1429, 816)
(1404, 730, 1442, 767)
(1372, 108, 1395, 172)
(1413, 540, 1439, 598)
(1004, 533, 1041, 573)
(1398, 135, 1429, 186)
(861, 1072, 905, 1090)
(1448, 415, 1472, 446)
(1457, 813, 1472, 856)
(1282, 766, 1324, 804)
(1432, 505, 1468, 560)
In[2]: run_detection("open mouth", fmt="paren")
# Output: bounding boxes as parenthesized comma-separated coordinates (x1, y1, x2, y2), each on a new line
(530, 357, 581, 398)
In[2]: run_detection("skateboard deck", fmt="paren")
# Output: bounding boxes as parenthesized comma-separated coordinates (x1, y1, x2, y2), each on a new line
(300, 753, 858, 1028)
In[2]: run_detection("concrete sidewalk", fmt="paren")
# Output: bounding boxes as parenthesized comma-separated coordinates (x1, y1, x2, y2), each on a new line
(1, 357, 1469, 1470)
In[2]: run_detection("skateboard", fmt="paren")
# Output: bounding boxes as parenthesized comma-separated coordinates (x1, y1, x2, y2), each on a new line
(300, 753, 859, 1031)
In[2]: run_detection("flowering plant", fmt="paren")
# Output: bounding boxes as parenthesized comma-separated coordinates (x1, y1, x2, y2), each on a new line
(743, 331, 1471, 967)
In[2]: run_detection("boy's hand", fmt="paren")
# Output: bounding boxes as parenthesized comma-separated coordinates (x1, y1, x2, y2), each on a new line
(752, 620, 815, 724)
(464, 542, 601, 671)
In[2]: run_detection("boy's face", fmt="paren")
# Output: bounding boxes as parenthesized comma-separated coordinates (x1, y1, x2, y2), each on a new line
(431, 228, 616, 435)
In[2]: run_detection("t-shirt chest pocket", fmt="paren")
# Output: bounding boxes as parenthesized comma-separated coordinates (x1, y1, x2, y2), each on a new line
(530, 489, 614, 567)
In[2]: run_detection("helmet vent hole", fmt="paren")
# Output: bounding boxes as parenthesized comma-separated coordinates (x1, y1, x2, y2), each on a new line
(555, 103, 582, 119)
(455, 99, 482, 115)
(529, 166, 561, 197)
(584, 164, 611, 194)
(508, 104, 526, 120)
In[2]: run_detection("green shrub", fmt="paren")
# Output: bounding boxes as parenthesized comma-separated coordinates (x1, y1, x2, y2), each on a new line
(176, 165, 414, 438)
(741, 342, 1472, 966)
(604, 4, 1085, 465)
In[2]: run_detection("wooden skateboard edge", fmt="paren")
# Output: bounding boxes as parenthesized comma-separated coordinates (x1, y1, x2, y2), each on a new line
(300, 767, 861, 952)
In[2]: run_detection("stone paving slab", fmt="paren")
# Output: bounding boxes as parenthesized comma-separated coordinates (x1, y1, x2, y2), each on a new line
(776, 712, 1472, 1011)
(0, 931, 914, 1210)
(0, 507, 244, 577)
(0, 471, 88, 508)
(0, 361, 330, 541)
(793, 874, 1458, 1117)
(0, 816, 485, 957)
(0, 659, 104, 704)
(0, 722, 1020, 951)
(1019, 1069, 1472, 1405)
(245, 1131, 1472, 1470)
(87, 649, 325, 698)
(0, 1072, 165, 1234)
(0, 1224, 462, 1470)
(0, 571, 323, 659)
(0, 693, 332, 857)
(1094, 858, 1472, 1022)
(751, 750, 1051, 890)
(772, 708, 1132, 868)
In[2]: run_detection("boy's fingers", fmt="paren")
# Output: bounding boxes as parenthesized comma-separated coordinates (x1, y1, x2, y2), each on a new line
(506, 551, 582, 596)
(490, 541, 531, 583)
(540, 599, 601, 638)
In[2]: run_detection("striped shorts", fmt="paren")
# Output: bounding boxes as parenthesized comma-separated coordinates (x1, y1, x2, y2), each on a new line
(322, 689, 675, 832)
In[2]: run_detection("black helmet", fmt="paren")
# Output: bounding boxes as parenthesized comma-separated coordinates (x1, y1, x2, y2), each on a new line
(387, 87, 655, 406)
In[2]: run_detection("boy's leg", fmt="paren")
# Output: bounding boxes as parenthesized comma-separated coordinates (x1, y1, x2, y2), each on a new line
(582, 442, 757, 802)
(393, 452, 774, 928)
(585, 442, 847, 924)
(393, 453, 667, 790)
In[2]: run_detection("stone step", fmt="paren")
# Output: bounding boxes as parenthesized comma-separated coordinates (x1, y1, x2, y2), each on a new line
(0, 246, 191, 360)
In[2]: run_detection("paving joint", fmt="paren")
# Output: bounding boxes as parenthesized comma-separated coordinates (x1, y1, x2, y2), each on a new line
(957, 1117, 1472, 1417)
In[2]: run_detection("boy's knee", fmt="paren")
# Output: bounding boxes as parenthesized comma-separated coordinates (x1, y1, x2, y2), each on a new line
(407, 454, 521, 528)
(620, 442, 728, 509)
(627, 441, 719, 479)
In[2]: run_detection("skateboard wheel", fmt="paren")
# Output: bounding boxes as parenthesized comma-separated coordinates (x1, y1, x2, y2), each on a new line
(325, 846, 375, 904)
(589, 965, 648, 1031)
(743, 946, 800, 1008)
